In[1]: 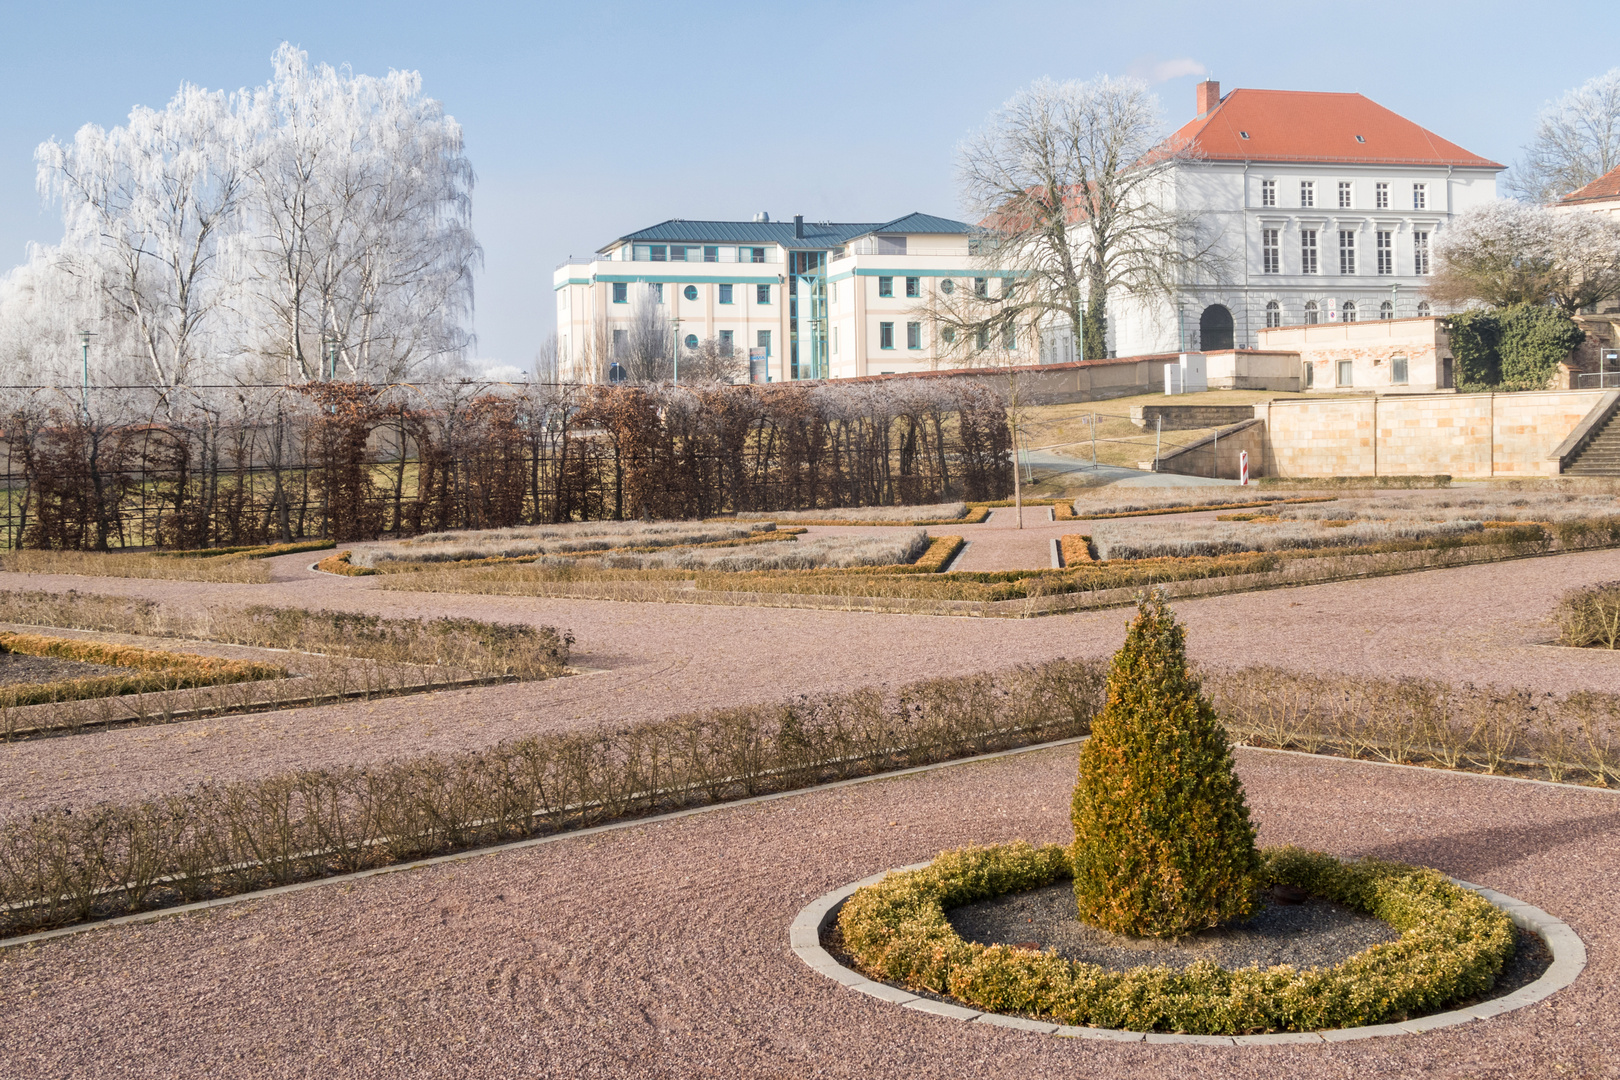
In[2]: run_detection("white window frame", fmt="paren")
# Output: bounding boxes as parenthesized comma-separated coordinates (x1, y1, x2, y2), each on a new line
(1265, 300, 1281, 328)
(1301, 229, 1319, 274)
(1338, 181, 1353, 209)
(1262, 228, 1280, 274)
(1414, 231, 1431, 275)
(1300, 180, 1316, 207)
(1376, 231, 1393, 276)
(1375, 182, 1389, 210)
(1339, 231, 1356, 275)
(1412, 183, 1427, 210)
(1260, 179, 1276, 207)
(1337, 359, 1354, 386)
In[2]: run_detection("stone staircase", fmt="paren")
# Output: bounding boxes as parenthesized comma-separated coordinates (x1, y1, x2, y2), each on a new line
(1564, 408, 1620, 476)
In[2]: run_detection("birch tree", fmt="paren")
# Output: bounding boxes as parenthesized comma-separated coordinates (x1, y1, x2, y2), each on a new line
(948, 76, 1224, 361)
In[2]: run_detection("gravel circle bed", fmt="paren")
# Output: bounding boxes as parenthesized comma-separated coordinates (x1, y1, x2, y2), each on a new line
(947, 881, 1400, 972)
(0, 651, 131, 686)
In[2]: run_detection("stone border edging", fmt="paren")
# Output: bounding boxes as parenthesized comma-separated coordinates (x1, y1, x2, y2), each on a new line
(789, 870, 1586, 1045)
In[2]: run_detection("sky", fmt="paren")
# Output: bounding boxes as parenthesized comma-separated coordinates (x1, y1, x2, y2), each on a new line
(3, 0, 1618, 377)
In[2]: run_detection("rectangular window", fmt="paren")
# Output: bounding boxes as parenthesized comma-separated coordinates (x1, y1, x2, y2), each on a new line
(649, 282, 663, 303)
(974, 277, 988, 297)
(756, 284, 770, 304)
(1002, 323, 1017, 350)
(719, 329, 733, 351)
(1301, 230, 1318, 274)
(611, 282, 628, 304)
(1376, 230, 1393, 275)
(907, 321, 921, 349)
(1300, 180, 1315, 208)
(905, 276, 920, 298)
(1414, 231, 1431, 275)
(878, 276, 893, 298)
(879, 322, 895, 349)
(757, 330, 770, 351)
(832, 327, 838, 355)
(1375, 182, 1389, 210)
(1337, 359, 1354, 387)
(718, 284, 733, 304)
(1338, 230, 1356, 275)
(649, 245, 667, 262)
(1392, 356, 1409, 384)
(703, 245, 719, 263)
(1412, 183, 1427, 210)
(1262, 228, 1280, 274)
(669, 246, 688, 262)
(1305, 362, 1315, 388)
(975, 328, 989, 351)
(612, 329, 626, 355)
(1260, 179, 1276, 207)
(1338, 181, 1353, 208)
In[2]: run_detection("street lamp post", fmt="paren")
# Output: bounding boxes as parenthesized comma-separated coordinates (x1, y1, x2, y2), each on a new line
(78, 330, 96, 415)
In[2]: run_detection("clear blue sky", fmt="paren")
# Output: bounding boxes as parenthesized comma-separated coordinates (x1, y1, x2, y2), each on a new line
(3, 0, 1617, 375)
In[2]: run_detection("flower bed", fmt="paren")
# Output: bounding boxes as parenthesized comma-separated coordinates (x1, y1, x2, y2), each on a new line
(1059, 536, 1092, 566)
(837, 843, 1515, 1035)
(0, 631, 286, 708)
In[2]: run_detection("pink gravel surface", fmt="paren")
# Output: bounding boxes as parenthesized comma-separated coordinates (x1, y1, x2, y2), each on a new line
(4, 546, 1620, 816)
(0, 746, 1614, 1078)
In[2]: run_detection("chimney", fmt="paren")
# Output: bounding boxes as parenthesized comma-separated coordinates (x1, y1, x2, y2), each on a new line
(1196, 79, 1220, 118)
(794, 214, 804, 239)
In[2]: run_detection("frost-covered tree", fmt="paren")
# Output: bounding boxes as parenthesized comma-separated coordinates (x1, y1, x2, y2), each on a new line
(1510, 69, 1620, 204)
(1430, 200, 1620, 314)
(13, 43, 478, 387)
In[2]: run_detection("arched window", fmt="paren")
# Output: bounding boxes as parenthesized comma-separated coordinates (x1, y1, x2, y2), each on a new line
(1417, 301, 1432, 317)
(1379, 300, 1394, 320)
(1265, 300, 1281, 328)
(1342, 301, 1357, 323)
(1304, 300, 1319, 325)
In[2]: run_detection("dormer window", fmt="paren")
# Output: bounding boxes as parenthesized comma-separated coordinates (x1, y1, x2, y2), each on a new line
(1239, 131, 1250, 139)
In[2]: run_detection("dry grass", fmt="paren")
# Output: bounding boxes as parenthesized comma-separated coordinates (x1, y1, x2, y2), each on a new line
(1060, 536, 1093, 565)
(732, 503, 969, 525)
(1276, 492, 1620, 525)
(1, 549, 274, 583)
(1089, 516, 1493, 560)
(352, 520, 766, 567)
(1070, 489, 1334, 518)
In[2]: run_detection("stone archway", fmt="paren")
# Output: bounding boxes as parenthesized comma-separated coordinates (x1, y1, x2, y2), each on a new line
(1199, 304, 1234, 351)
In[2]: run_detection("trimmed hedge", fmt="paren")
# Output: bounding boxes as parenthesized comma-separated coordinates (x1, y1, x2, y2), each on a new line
(837, 843, 1516, 1035)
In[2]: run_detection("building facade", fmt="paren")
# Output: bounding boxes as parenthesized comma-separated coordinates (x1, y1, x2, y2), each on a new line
(1110, 82, 1503, 357)
(553, 213, 1032, 383)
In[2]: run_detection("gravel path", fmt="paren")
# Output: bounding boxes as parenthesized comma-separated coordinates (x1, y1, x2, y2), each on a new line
(0, 747, 1612, 1078)
(4, 546, 1620, 816)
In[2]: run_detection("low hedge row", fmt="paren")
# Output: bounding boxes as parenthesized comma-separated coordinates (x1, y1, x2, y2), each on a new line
(1059, 536, 1093, 566)
(158, 539, 337, 559)
(0, 657, 1104, 934)
(1070, 496, 1337, 521)
(837, 843, 1515, 1035)
(0, 632, 287, 708)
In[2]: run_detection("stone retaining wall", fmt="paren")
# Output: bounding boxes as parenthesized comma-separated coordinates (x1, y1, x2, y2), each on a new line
(1254, 390, 1609, 477)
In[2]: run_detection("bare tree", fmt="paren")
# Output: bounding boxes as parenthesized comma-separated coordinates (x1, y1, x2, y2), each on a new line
(951, 76, 1225, 361)
(1509, 69, 1620, 204)
(681, 336, 748, 383)
(620, 291, 674, 383)
(1431, 200, 1620, 314)
(532, 331, 560, 382)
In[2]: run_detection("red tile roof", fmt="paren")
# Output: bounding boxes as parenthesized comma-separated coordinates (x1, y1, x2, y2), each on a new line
(1559, 163, 1620, 204)
(1166, 89, 1502, 169)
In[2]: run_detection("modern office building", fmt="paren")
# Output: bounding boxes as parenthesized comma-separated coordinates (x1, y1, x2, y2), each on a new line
(553, 212, 1031, 383)
(1108, 81, 1504, 357)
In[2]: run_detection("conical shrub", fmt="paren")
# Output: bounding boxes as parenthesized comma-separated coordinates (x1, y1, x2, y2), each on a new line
(1071, 591, 1261, 937)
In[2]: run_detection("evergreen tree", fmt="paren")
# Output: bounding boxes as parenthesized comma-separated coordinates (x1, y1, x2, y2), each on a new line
(1072, 591, 1261, 937)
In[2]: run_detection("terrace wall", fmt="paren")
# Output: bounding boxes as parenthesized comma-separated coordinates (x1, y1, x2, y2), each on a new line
(1253, 389, 1610, 477)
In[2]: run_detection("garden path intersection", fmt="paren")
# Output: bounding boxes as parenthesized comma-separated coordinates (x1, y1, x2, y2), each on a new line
(1, 527, 1619, 1076)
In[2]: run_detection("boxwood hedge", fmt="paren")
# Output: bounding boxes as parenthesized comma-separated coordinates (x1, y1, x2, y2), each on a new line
(836, 842, 1516, 1035)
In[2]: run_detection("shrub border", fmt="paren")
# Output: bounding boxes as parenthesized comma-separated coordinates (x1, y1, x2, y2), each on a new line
(791, 855, 1586, 1045)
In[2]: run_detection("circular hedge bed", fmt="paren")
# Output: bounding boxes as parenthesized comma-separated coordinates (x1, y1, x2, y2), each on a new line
(836, 842, 1516, 1035)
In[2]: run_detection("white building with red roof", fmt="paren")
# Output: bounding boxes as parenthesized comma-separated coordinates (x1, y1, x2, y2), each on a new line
(1109, 80, 1503, 360)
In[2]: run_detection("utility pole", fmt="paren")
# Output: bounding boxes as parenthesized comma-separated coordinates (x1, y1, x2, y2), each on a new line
(1153, 416, 1162, 472)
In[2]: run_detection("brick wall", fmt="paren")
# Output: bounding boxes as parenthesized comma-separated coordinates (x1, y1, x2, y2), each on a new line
(1254, 389, 1609, 477)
